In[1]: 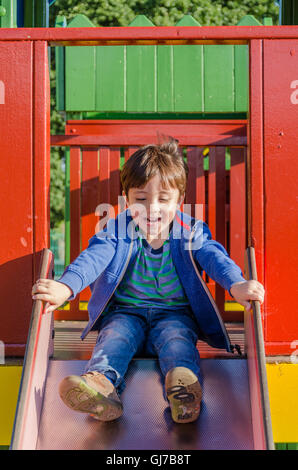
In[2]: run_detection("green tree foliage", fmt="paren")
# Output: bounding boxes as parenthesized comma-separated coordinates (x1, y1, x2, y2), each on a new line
(49, 0, 279, 229)
(50, 0, 279, 27)
(49, 66, 65, 229)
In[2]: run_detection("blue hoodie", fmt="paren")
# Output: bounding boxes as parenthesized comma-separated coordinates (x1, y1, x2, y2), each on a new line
(57, 209, 246, 352)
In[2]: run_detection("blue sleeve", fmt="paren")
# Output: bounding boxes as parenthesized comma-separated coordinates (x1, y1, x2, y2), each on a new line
(192, 221, 246, 294)
(56, 218, 117, 300)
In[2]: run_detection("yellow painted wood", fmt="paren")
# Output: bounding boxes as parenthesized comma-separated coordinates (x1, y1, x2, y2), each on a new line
(266, 363, 298, 442)
(2, 359, 297, 446)
(225, 302, 244, 311)
(57, 301, 245, 312)
(0, 366, 22, 445)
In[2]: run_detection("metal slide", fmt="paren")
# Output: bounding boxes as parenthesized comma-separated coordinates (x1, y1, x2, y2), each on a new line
(10, 247, 274, 450)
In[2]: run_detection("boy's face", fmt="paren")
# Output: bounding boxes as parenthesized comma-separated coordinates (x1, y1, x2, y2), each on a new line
(124, 174, 184, 240)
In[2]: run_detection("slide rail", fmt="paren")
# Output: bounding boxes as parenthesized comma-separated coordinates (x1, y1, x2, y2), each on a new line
(10, 249, 54, 450)
(244, 246, 274, 450)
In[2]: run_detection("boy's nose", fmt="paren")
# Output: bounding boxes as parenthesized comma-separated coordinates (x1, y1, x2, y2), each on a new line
(148, 203, 161, 215)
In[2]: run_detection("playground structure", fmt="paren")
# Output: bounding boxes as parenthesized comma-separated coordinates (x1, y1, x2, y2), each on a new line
(0, 7, 298, 449)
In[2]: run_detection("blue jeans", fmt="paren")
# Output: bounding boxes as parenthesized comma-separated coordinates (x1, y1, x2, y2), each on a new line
(84, 304, 202, 394)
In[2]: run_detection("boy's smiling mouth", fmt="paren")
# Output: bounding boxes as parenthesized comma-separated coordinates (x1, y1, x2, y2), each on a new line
(146, 217, 162, 226)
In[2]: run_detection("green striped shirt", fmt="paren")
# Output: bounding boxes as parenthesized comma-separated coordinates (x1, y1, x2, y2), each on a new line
(113, 231, 189, 308)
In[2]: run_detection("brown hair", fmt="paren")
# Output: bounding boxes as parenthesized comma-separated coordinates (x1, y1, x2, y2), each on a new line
(120, 139, 188, 198)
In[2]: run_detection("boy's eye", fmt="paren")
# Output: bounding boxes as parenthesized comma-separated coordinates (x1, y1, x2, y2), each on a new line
(135, 198, 146, 201)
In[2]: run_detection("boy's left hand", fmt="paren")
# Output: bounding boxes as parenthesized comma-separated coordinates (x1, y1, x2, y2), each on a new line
(230, 280, 265, 312)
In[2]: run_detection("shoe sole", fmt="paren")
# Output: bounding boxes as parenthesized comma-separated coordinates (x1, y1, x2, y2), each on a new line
(165, 367, 202, 424)
(59, 375, 123, 421)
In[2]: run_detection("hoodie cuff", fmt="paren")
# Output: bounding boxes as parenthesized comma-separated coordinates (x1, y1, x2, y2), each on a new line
(57, 269, 84, 300)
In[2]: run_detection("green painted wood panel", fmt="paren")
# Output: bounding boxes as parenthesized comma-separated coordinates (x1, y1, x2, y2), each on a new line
(126, 16, 156, 112)
(55, 15, 66, 111)
(65, 15, 96, 111)
(204, 45, 234, 112)
(95, 45, 125, 112)
(173, 15, 203, 112)
(234, 45, 248, 112)
(157, 45, 174, 112)
(58, 14, 268, 113)
(0, 0, 17, 28)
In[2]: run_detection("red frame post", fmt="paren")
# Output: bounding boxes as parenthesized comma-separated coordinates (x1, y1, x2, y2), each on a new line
(0, 41, 50, 356)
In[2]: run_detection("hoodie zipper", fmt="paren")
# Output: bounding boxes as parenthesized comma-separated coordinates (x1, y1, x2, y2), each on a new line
(188, 224, 234, 352)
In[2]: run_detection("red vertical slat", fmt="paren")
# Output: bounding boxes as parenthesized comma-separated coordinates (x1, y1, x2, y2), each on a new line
(249, 40, 265, 343)
(80, 148, 100, 306)
(185, 147, 205, 220)
(208, 147, 226, 315)
(109, 148, 121, 217)
(227, 148, 246, 321)
(124, 146, 139, 162)
(69, 146, 81, 319)
(230, 148, 246, 273)
(248, 40, 264, 282)
(33, 42, 51, 274)
(98, 147, 112, 232)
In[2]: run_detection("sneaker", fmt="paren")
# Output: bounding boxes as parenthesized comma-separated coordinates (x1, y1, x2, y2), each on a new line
(165, 367, 202, 424)
(59, 371, 123, 421)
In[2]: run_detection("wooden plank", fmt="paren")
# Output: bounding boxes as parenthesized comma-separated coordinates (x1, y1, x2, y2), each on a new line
(64, 119, 247, 140)
(204, 45, 234, 112)
(185, 147, 205, 220)
(66, 44, 95, 111)
(263, 39, 298, 353)
(124, 146, 139, 163)
(0, 41, 34, 352)
(248, 39, 265, 339)
(157, 45, 174, 112)
(208, 147, 226, 314)
(33, 41, 51, 277)
(230, 148, 246, 272)
(65, 16, 96, 111)
(234, 45, 248, 112)
(109, 148, 122, 217)
(126, 16, 156, 112)
(172, 17, 203, 112)
(69, 147, 81, 319)
(95, 45, 125, 112)
(173, 44, 203, 112)
(2, 26, 298, 45)
(233, 13, 259, 113)
(126, 44, 156, 111)
(80, 148, 99, 304)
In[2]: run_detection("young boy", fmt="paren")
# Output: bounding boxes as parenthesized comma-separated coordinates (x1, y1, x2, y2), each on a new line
(32, 140, 265, 424)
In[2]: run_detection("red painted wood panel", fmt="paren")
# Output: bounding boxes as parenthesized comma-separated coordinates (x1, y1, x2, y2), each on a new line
(80, 148, 100, 302)
(1, 26, 298, 45)
(263, 40, 298, 354)
(185, 147, 205, 220)
(208, 147, 226, 316)
(0, 42, 33, 354)
(33, 42, 51, 279)
(69, 147, 81, 319)
(0, 41, 51, 354)
(248, 40, 266, 348)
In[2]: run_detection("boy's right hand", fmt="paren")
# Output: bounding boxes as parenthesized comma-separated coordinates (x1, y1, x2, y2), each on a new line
(31, 279, 73, 314)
